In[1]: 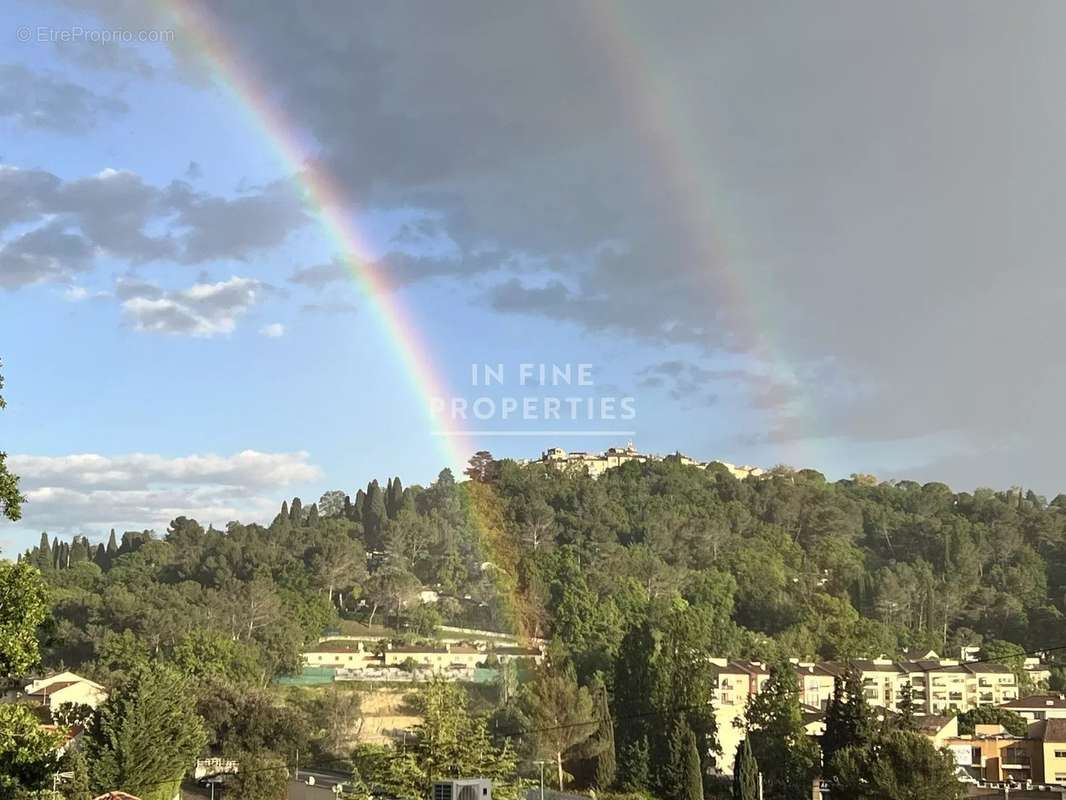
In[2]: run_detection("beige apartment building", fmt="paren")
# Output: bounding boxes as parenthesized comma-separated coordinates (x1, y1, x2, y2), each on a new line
(1036, 719, 1066, 785)
(709, 653, 1021, 775)
(1002, 694, 1066, 722)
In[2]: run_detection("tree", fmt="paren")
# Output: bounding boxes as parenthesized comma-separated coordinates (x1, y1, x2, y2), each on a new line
(319, 490, 348, 518)
(591, 685, 617, 790)
(520, 663, 596, 790)
(0, 704, 62, 796)
(0, 562, 49, 677)
(465, 451, 499, 483)
(832, 730, 964, 800)
(822, 668, 871, 777)
(228, 751, 288, 800)
(662, 717, 703, 800)
(733, 737, 759, 800)
(957, 706, 1028, 736)
(35, 532, 52, 571)
(87, 662, 208, 800)
(745, 661, 820, 800)
(0, 363, 24, 522)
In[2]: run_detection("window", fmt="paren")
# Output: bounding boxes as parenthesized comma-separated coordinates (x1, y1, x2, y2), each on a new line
(1055, 750, 1066, 759)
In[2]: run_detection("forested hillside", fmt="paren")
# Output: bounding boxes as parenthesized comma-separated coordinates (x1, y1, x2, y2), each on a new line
(14, 455, 1066, 798)
(26, 458, 1066, 686)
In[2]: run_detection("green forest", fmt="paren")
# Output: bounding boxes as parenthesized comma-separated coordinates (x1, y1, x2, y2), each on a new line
(8, 448, 1066, 798)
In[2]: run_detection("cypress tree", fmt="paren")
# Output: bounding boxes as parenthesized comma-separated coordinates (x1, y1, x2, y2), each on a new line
(619, 736, 650, 792)
(363, 481, 387, 550)
(58, 541, 70, 569)
(733, 737, 759, 800)
(663, 717, 703, 800)
(51, 536, 59, 569)
(93, 543, 107, 568)
(289, 497, 303, 524)
(36, 533, 52, 571)
(306, 503, 319, 526)
(594, 686, 617, 789)
(386, 477, 404, 519)
(353, 489, 366, 520)
(69, 537, 89, 564)
(106, 529, 118, 559)
(897, 681, 917, 731)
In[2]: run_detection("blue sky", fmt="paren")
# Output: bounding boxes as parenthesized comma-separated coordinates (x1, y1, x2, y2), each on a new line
(5, 0, 1066, 551)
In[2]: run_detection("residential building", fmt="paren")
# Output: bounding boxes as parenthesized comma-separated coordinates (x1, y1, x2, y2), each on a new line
(539, 445, 765, 480)
(383, 643, 485, 671)
(942, 724, 1042, 784)
(302, 640, 383, 670)
(916, 714, 959, 748)
(793, 661, 838, 710)
(492, 646, 545, 665)
(23, 672, 107, 711)
(1034, 719, 1066, 785)
(1002, 694, 1066, 722)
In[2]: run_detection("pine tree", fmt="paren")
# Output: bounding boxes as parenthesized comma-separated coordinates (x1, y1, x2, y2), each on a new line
(733, 737, 759, 800)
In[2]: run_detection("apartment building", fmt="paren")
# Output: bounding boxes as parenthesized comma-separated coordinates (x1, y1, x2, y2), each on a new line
(302, 639, 383, 670)
(1002, 694, 1066, 722)
(1036, 719, 1066, 785)
(943, 724, 1042, 784)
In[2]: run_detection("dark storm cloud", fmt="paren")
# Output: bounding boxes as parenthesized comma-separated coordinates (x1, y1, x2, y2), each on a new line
(0, 65, 127, 131)
(64, 0, 1066, 489)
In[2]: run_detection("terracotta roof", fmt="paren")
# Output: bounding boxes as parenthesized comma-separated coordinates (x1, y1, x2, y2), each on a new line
(1002, 694, 1066, 710)
(1042, 719, 1066, 743)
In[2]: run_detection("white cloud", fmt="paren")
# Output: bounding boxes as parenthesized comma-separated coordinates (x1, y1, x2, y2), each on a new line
(259, 322, 285, 338)
(9, 450, 321, 536)
(118, 275, 265, 337)
(64, 286, 89, 302)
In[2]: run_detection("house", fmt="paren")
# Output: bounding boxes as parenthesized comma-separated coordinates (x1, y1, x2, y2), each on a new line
(1034, 719, 1066, 785)
(1001, 694, 1066, 722)
(23, 672, 107, 711)
(916, 714, 959, 748)
(942, 723, 1042, 784)
(302, 640, 383, 670)
(382, 643, 485, 671)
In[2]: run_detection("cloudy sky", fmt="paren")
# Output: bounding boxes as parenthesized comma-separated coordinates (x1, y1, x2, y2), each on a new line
(3, 0, 1065, 549)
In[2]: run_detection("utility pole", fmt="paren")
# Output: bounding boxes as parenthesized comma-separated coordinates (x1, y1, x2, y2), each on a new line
(534, 760, 547, 800)
(757, 772, 764, 800)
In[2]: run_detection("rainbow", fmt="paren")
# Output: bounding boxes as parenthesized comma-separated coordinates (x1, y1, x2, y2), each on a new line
(577, 1, 813, 465)
(164, 0, 537, 636)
